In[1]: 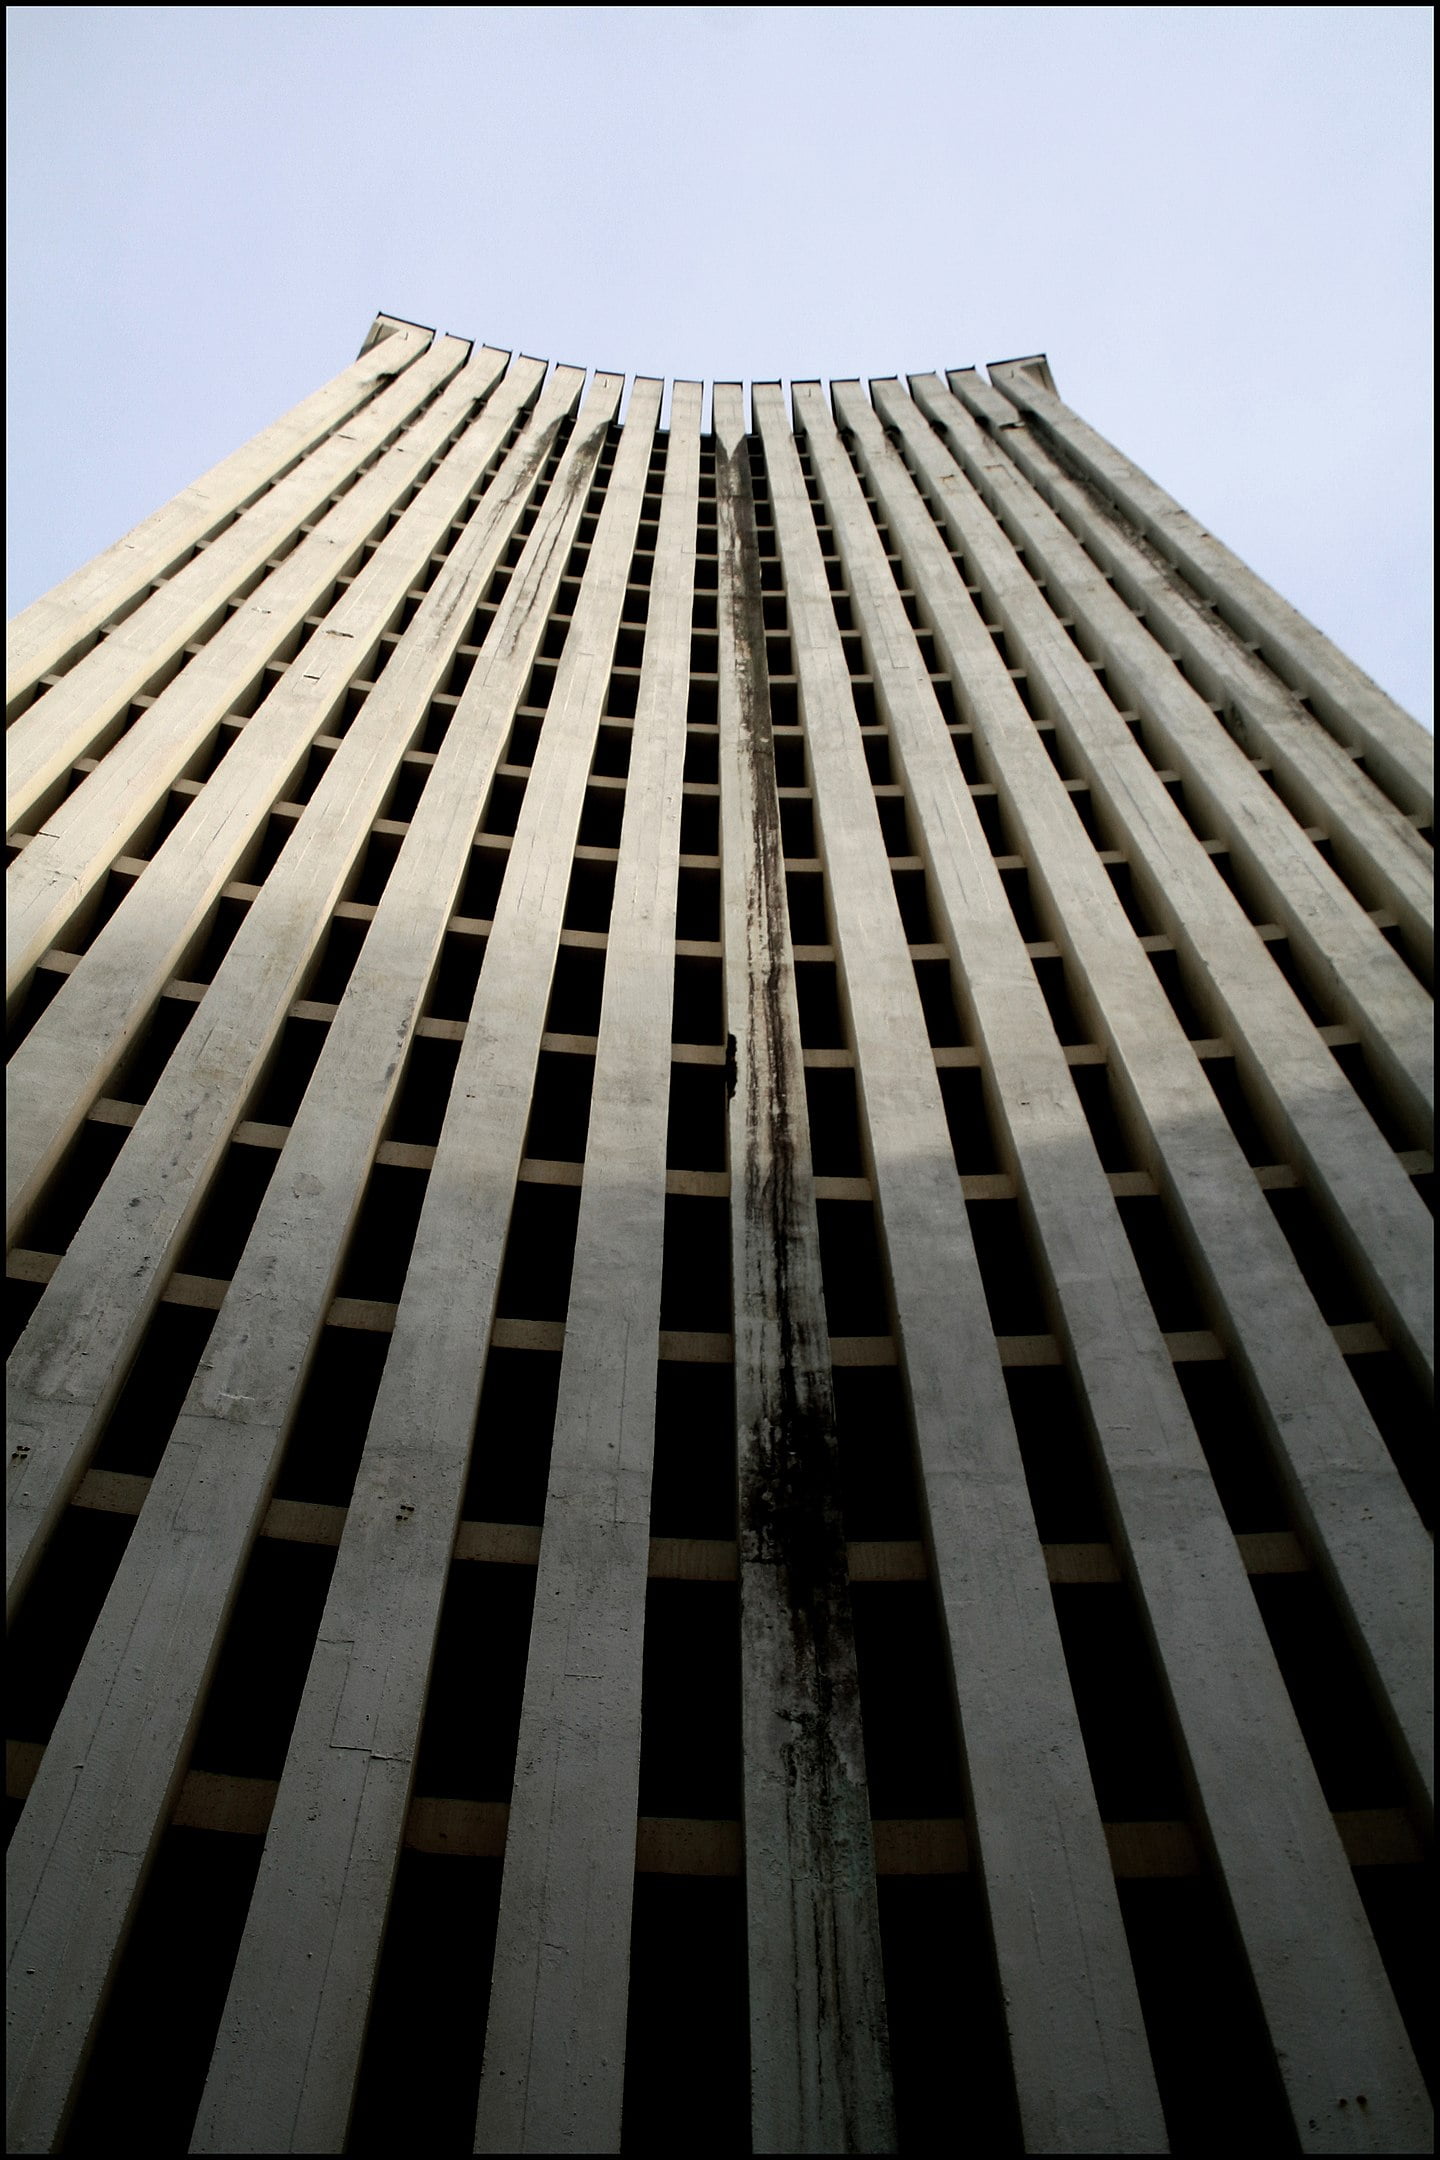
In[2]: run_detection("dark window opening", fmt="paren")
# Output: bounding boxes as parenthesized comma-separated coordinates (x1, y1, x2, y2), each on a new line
(304, 913, 369, 1006)
(578, 783, 625, 851)
(593, 723, 633, 779)
(525, 1049, 596, 1164)
(772, 735, 807, 788)
(1265, 1189, 1371, 1326)
(273, 1325, 392, 1508)
(463, 1345, 563, 1527)
(622, 1877, 750, 2156)
(1051, 1581, 1188, 1818)
(876, 794, 911, 857)
(779, 794, 815, 859)
(966, 1199, 1050, 1335)
(347, 1852, 503, 2156)
(336, 1161, 429, 1304)
(177, 1137, 279, 1280)
(816, 1199, 890, 1335)
(638, 1580, 741, 1816)
(912, 958, 965, 1048)
(1147, 948, 1213, 1041)
(1201, 1055, 1272, 1165)
(7, 1505, 136, 1746)
(851, 1581, 964, 1816)
(547, 946, 607, 1037)
(564, 857, 617, 935)
(458, 840, 509, 923)
(666, 1061, 728, 1173)
(349, 827, 402, 908)
(1118, 1875, 1299, 2155)
(388, 1033, 459, 1147)
(672, 956, 724, 1045)
(892, 868, 936, 944)
(110, 993, 196, 1106)
(659, 1192, 731, 1333)
(794, 959, 848, 1049)
(61, 1827, 264, 2158)
(1116, 1196, 1209, 1333)
(188, 1536, 337, 1779)
(650, 1359, 736, 1538)
(880, 1877, 1022, 2154)
(481, 772, 527, 838)
(1345, 1352, 1432, 1527)
(1174, 1362, 1292, 1534)
(495, 1181, 582, 1323)
(804, 1063, 864, 1176)
(939, 1064, 1002, 1175)
(675, 865, 720, 944)
(679, 791, 719, 856)
(414, 1561, 538, 1801)
(863, 734, 893, 785)
(1251, 1572, 1409, 1810)
(1006, 1363, 1110, 1543)
(785, 868, 828, 945)
(1070, 1061, 1136, 1170)
(21, 1117, 129, 1257)
(683, 733, 718, 784)
(834, 1365, 920, 1540)
(424, 929, 486, 1024)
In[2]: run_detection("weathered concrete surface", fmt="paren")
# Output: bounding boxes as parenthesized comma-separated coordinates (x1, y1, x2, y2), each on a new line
(6, 345, 514, 1002)
(5, 351, 546, 1242)
(472, 380, 697, 2155)
(841, 379, 1433, 1831)
(3, 361, 587, 1624)
(6, 334, 470, 836)
(986, 355, 1435, 828)
(932, 369, 1433, 1151)
(5, 313, 435, 716)
(958, 376, 1433, 983)
(886, 376, 1434, 1401)
(801, 379, 1430, 2155)
(715, 384, 895, 2157)
(758, 381, 1166, 2153)
(191, 370, 632, 2155)
(4, 369, 598, 2158)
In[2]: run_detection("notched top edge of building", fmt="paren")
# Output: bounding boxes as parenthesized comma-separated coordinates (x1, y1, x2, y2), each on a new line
(5, 313, 1433, 2158)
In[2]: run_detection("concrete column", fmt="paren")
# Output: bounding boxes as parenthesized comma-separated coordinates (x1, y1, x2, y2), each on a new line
(985, 356, 1434, 827)
(757, 382, 1166, 2153)
(6, 345, 516, 1000)
(191, 372, 637, 2155)
(798, 379, 1430, 2155)
(884, 376, 1433, 1399)
(835, 380, 1432, 1831)
(3, 362, 588, 1623)
(5, 353, 547, 1241)
(5, 314, 434, 715)
(714, 385, 896, 2156)
(6, 334, 470, 836)
(927, 370, 1433, 1147)
(955, 374, 1431, 981)
(4, 367, 603, 2158)
(473, 381, 699, 2155)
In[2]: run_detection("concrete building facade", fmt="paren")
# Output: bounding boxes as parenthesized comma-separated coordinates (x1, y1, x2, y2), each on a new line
(5, 316, 1433, 2155)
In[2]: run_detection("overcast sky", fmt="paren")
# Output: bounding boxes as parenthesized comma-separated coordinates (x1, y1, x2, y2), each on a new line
(7, 5, 1433, 723)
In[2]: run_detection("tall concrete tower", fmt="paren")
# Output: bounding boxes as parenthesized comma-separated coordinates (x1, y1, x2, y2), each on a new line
(6, 317, 1432, 2155)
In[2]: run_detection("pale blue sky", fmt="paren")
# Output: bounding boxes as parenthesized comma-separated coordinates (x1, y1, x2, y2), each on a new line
(7, 5, 1433, 721)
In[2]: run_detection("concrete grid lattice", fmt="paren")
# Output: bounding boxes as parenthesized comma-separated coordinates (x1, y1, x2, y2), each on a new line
(5, 315, 1434, 2156)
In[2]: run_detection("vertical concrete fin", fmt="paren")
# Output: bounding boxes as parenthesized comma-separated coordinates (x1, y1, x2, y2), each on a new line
(714, 384, 898, 2154)
(472, 376, 694, 2156)
(187, 370, 633, 2154)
